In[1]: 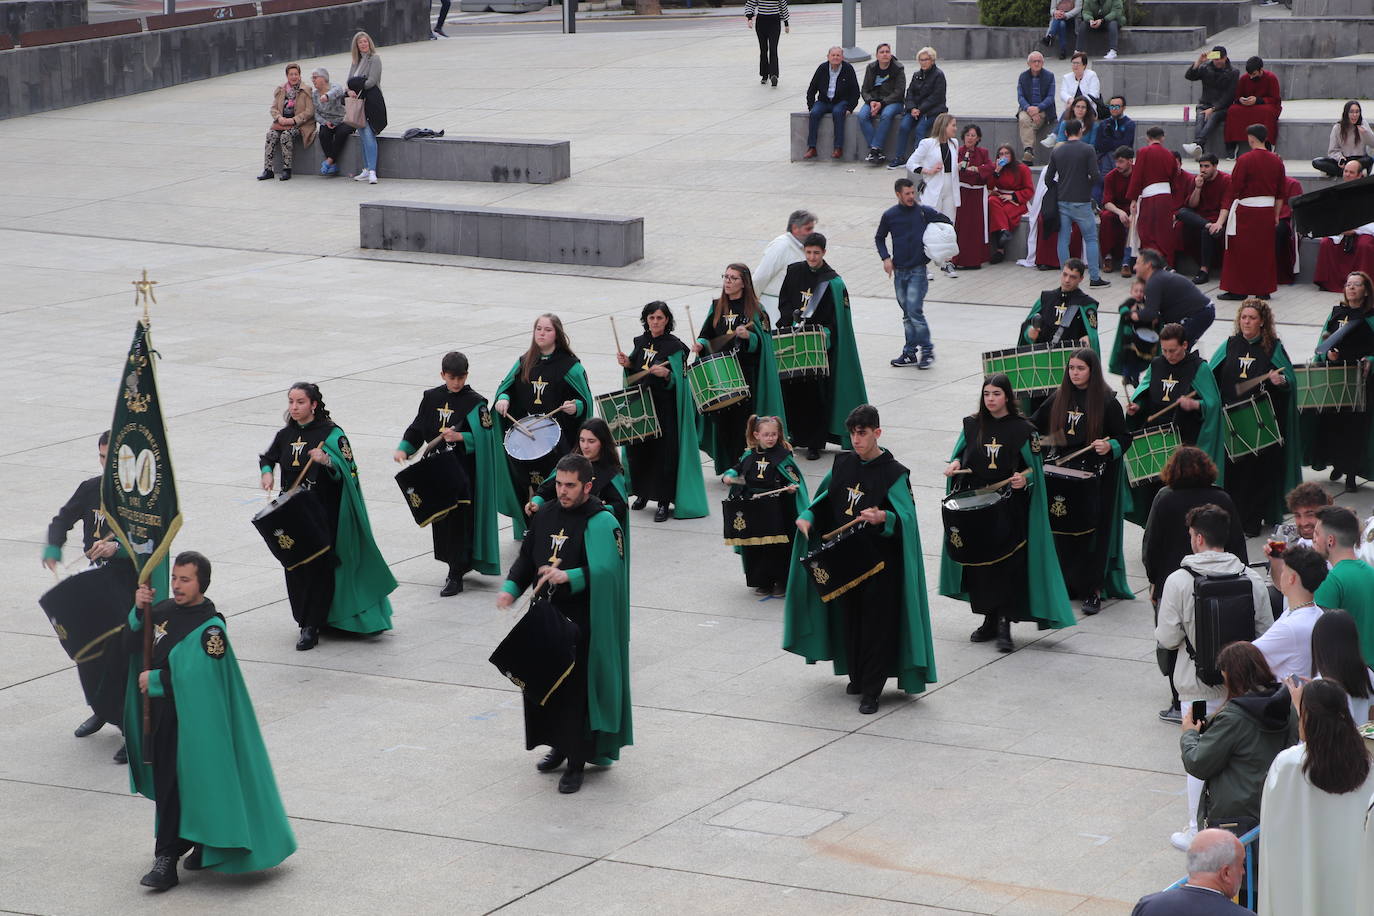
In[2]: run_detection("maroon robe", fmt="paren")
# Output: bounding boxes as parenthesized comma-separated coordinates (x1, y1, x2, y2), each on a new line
(1314, 236, 1374, 292)
(1036, 218, 1083, 268)
(1127, 142, 1181, 264)
(1223, 70, 1282, 146)
(1276, 175, 1303, 285)
(1220, 148, 1288, 296)
(988, 162, 1034, 233)
(953, 145, 993, 267)
(1099, 166, 1133, 264)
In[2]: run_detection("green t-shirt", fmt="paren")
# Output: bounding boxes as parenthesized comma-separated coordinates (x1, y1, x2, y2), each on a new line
(1313, 558, 1374, 667)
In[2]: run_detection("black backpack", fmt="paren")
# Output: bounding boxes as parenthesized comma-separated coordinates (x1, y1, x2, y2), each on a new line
(1184, 569, 1257, 687)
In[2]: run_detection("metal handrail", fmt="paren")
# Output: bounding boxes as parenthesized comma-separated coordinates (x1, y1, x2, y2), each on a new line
(1162, 825, 1262, 909)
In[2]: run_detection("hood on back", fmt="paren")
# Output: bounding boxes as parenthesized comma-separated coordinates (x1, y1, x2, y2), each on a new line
(1180, 550, 1247, 576)
(1229, 683, 1293, 732)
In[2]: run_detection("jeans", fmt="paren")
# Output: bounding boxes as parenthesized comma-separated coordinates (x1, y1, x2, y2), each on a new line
(893, 111, 935, 164)
(754, 13, 781, 78)
(1313, 155, 1374, 177)
(1085, 17, 1118, 50)
(1057, 200, 1101, 280)
(893, 267, 932, 356)
(1180, 303, 1216, 346)
(1192, 107, 1226, 147)
(858, 102, 903, 151)
(807, 101, 849, 150)
(1046, 16, 1076, 53)
(360, 125, 378, 171)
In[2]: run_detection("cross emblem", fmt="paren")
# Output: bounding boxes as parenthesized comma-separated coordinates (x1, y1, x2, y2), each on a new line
(531, 376, 548, 406)
(1160, 374, 1180, 401)
(844, 483, 864, 516)
(1054, 303, 1067, 323)
(641, 344, 657, 370)
(290, 436, 306, 467)
(437, 403, 454, 428)
(755, 457, 770, 479)
(1237, 355, 1255, 379)
(724, 313, 740, 331)
(1066, 409, 1084, 435)
(985, 437, 1002, 469)
(547, 527, 569, 566)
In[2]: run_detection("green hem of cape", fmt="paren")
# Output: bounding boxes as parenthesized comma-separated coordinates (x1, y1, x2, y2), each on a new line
(1124, 359, 1225, 527)
(322, 428, 396, 633)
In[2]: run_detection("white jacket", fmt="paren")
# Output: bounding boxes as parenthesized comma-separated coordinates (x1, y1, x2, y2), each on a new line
(753, 231, 804, 324)
(907, 137, 960, 221)
(1058, 69, 1101, 107)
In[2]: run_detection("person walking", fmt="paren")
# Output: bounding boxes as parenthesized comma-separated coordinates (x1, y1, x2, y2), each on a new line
(874, 177, 952, 369)
(1044, 117, 1110, 288)
(745, 0, 788, 87)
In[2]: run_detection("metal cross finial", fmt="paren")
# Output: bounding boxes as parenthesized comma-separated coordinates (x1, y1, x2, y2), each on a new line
(132, 270, 158, 325)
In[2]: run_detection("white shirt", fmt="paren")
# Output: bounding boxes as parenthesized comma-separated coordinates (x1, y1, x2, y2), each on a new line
(1252, 603, 1322, 682)
(827, 65, 840, 99)
(1058, 69, 1101, 106)
(753, 232, 805, 323)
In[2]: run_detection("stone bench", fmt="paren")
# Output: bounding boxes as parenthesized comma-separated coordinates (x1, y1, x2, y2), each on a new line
(894, 23, 1207, 60)
(359, 201, 643, 267)
(1259, 16, 1374, 58)
(940, 0, 1245, 34)
(1293, 0, 1373, 15)
(291, 133, 570, 184)
(1, 0, 85, 40)
(1094, 58, 1374, 106)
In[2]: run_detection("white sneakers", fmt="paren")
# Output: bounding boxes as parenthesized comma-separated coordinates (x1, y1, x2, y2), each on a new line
(353, 170, 379, 183)
(1182, 143, 1201, 159)
(1103, 49, 1117, 60)
(1041, 135, 1058, 149)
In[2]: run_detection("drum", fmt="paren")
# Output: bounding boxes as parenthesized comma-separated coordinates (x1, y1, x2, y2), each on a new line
(504, 414, 563, 462)
(941, 487, 1026, 566)
(489, 598, 580, 707)
(721, 493, 791, 546)
(981, 344, 1076, 398)
(1043, 464, 1102, 536)
(800, 524, 885, 603)
(251, 486, 332, 570)
(1224, 394, 1284, 460)
(687, 352, 750, 413)
(395, 447, 472, 528)
(772, 326, 830, 380)
(1130, 326, 1160, 361)
(39, 562, 137, 726)
(595, 386, 662, 445)
(1124, 423, 1182, 486)
(1294, 363, 1367, 412)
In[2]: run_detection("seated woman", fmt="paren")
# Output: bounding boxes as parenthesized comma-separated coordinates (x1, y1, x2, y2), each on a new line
(1041, 0, 1081, 61)
(258, 62, 314, 182)
(1057, 52, 1101, 110)
(1311, 100, 1374, 179)
(986, 143, 1034, 264)
(1045, 95, 1098, 150)
(310, 67, 352, 177)
(952, 124, 992, 269)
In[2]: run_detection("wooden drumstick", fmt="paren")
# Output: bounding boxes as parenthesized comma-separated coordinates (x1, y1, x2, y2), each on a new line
(625, 367, 653, 385)
(83, 532, 115, 561)
(822, 516, 868, 541)
(610, 315, 623, 356)
(1051, 443, 1097, 466)
(686, 305, 697, 358)
(288, 456, 316, 492)
(973, 474, 1018, 495)
(750, 485, 794, 499)
(1146, 389, 1197, 423)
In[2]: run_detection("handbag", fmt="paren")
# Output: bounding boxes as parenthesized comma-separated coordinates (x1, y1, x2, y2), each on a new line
(344, 96, 367, 130)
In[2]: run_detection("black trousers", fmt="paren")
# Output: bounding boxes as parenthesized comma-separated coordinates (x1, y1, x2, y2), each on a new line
(152, 710, 184, 857)
(285, 555, 337, 628)
(435, 0, 451, 29)
(318, 123, 355, 161)
(1313, 155, 1374, 177)
(523, 599, 592, 766)
(432, 503, 474, 577)
(782, 377, 829, 450)
(1176, 207, 1220, 269)
(755, 14, 781, 78)
(841, 565, 900, 698)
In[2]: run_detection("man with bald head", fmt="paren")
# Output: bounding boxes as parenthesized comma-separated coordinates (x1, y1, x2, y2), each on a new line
(804, 46, 860, 160)
(1130, 829, 1249, 913)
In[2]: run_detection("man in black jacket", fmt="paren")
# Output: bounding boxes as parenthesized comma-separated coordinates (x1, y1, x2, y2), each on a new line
(888, 46, 946, 169)
(1181, 47, 1239, 160)
(804, 46, 860, 160)
(1130, 830, 1250, 914)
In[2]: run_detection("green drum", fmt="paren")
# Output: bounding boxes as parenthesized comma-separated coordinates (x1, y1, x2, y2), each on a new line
(595, 386, 661, 445)
(687, 352, 750, 414)
(1224, 393, 1283, 460)
(1294, 363, 1367, 412)
(772, 326, 830, 380)
(982, 344, 1076, 398)
(1125, 423, 1182, 486)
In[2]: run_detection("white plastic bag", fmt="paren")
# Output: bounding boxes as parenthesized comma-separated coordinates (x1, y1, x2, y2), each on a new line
(923, 221, 959, 268)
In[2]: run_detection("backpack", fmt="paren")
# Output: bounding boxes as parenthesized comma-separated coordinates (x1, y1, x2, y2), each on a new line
(1183, 569, 1257, 687)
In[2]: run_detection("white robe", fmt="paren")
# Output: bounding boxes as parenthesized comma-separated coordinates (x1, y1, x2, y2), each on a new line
(754, 232, 804, 325)
(907, 137, 960, 221)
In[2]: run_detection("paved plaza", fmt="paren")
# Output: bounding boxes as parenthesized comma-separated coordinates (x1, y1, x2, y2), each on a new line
(2, 6, 1368, 913)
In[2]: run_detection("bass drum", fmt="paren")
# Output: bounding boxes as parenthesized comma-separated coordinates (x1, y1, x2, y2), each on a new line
(941, 487, 1026, 566)
(396, 447, 472, 527)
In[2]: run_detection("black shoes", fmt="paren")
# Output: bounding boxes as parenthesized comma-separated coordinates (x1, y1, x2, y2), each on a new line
(770, 76, 777, 87)
(654, 504, 671, 522)
(256, 169, 273, 180)
(183, 846, 205, 871)
(760, 76, 768, 85)
(440, 576, 463, 597)
(1217, 291, 1246, 300)
(1089, 277, 1111, 288)
(970, 616, 998, 642)
(846, 682, 861, 695)
(996, 619, 1014, 653)
(278, 169, 291, 181)
(1192, 271, 1209, 285)
(1082, 594, 1101, 616)
(858, 696, 879, 714)
(1040, 33, 1052, 46)
(631, 497, 648, 510)
(558, 764, 585, 794)
(295, 626, 319, 651)
(1347, 474, 1360, 493)
(1331, 468, 1343, 482)
(890, 352, 918, 367)
(806, 447, 821, 461)
(1159, 702, 1183, 724)
(114, 744, 128, 764)
(536, 749, 566, 773)
(75, 715, 105, 738)
(140, 856, 179, 891)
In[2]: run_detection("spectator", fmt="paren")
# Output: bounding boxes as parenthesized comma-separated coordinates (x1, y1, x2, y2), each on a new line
(1313, 100, 1374, 179)
(1255, 545, 1327, 682)
(908, 113, 962, 279)
(1210, 126, 1287, 300)
(1313, 160, 1374, 293)
(1223, 57, 1282, 158)
(1058, 51, 1101, 109)
(1127, 127, 1182, 266)
(1040, 0, 1081, 62)
(1048, 95, 1098, 149)
(754, 209, 816, 323)
(890, 46, 946, 169)
(1283, 482, 1330, 548)
(857, 43, 905, 164)
(1311, 610, 1374, 724)
(1099, 146, 1134, 274)
(346, 31, 385, 185)
(1044, 117, 1109, 287)
(433, 0, 451, 37)
(1133, 249, 1214, 344)
(310, 67, 350, 178)
(1094, 94, 1136, 199)
(1016, 51, 1056, 164)
(1142, 449, 1248, 720)
(952, 124, 993, 269)
(1176, 154, 1231, 284)
(257, 62, 314, 182)
(874, 177, 952, 370)
(1257, 678, 1374, 916)
(1130, 829, 1250, 914)
(745, 0, 788, 88)
(1155, 504, 1272, 849)
(986, 143, 1034, 263)
(803, 47, 860, 160)
(1081, 0, 1125, 62)
(1312, 505, 1374, 668)
(1182, 47, 1238, 160)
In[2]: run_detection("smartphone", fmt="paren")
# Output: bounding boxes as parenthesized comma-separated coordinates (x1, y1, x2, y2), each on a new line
(1191, 699, 1208, 726)
(1207, 50, 1221, 60)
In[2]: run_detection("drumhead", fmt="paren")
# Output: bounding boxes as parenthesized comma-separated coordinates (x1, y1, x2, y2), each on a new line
(943, 490, 1005, 510)
(504, 416, 562, 461)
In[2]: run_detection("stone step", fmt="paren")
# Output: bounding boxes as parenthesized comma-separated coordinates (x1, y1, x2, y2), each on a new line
(291, 133, 571, 184)
(894, 23, 1208, 61)
(1293, 0, 1374, 15)
(0, 0, 85, 40)
(941, 0, 1248, 34)
(1094, 57, 1374, 106)
(1259, 16, 1374, 58)
(861, 0, 943, 28)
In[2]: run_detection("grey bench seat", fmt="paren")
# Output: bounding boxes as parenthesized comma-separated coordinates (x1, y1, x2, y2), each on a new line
(293, 133, 571, 184)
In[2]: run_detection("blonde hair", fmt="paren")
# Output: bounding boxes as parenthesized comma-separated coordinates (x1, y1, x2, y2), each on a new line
(350, 31, 379, 64)
(745, 415, 792, 452)
(929, 112, 956, 140)
(917, 46, 937, 61)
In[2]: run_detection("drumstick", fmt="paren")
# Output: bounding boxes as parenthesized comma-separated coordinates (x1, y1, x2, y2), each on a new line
(1051, 443, 1097, 466)
(686, 305, 698, 360)
(948, 468, 974, 475)
(750, 485, 794, 499)
(973, 474, 1018, 495)
(288, 455, 317, 492)
(1235, 375, 1272, 398)
(1146, 389, 1197, 423)
(822, 516, 868, 541)
(610, 316, 623, 356)
(84, 532, 115, 560)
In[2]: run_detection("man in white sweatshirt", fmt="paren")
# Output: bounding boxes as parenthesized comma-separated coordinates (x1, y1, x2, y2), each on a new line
(754, 209, 816, 324)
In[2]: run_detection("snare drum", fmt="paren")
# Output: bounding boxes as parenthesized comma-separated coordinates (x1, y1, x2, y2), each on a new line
(395, 447, 472, 527)
(800, 524, 885, 602)
(772, 326, 830, 380)
(941, 487, 1026, 566)
(595, 386, 662, 445)
(1294, 363, 1367, 412)
(1224, 393, 1284, 460)
(252, 486, 333, 570)
(1043, 464, 1102, 536)
(1124, 423, 1182, 486)
(504, 414, 563, 462)
(721, 493, 791, 546)
(982, 344, 1076, 398)
(1130, 326, 1161, 361)
(687, 352, 750, 413)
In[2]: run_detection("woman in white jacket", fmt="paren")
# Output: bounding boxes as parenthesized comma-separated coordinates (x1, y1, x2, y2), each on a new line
(907, 112, 961, 275)
(1058, 51, 1101, 108)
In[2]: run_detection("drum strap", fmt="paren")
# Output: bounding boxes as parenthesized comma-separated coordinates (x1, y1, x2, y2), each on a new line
(1049, 304, 1079, 346)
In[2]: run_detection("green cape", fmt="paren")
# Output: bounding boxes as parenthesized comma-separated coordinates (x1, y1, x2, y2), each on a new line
(1304, 315, 1374, 478)
(1107, 303, 1133, 377)
(125, 609, 296, 874)
(622, 349, 709, 519)
(322, 428, 396, 633)
(1125, 358, 1225, 526)
(724, 449, 810, 562)
(494, 357, 595, 540)
(585, 509, 633, 764)
(782, 463, 938, 694)
(1018, 296, 1103, 355)
(1097, 435, 1135, 600)
(696, 313, 789, 474)
(1208, 340, 1302, 526)
(937, 435, 1076, 630)
(821, 277, 870, 444)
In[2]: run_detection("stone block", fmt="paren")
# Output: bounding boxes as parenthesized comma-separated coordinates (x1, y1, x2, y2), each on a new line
(1096, 57, 1374, 106)
(1259, 16, 1374, 58)
(19, 18, 138, 46)
(860, 0, 946, 27)
(1293, 0, 1374, 14)
(1136, 0, 1250, 35)
(293, 134, 571, 184)
(0, 0, 85, 40)
(894, 23, 1206, 60)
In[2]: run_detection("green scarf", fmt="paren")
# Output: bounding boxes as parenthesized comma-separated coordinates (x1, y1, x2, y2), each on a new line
(322, 427, 396, 633)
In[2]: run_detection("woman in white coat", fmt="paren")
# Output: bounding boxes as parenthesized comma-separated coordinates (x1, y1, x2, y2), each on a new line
(907, 112, 961, 276)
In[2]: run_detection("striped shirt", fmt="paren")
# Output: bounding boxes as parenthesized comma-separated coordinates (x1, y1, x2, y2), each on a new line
(745, 0, 788, 22)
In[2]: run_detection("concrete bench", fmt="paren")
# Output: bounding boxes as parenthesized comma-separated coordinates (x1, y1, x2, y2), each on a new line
(1293, 0, 1373, 15)
(941, 0, 1245, 33)
(292, 134, 570, 184)
(1259, 16, 1374, 58)
(359, 201, 643, 267)
(894, 23, 1207, 60)
(1094, 57, 1374, 105)
(1, 0, 85, 40)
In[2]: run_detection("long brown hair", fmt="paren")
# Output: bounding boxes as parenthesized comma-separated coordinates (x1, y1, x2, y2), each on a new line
(519, 313, 577, 383)
(1048, 348, 1111, 444)
(578, 417, 622, 474)
(1299, 679, 1372, 794)
(974, 374, 1020, 441)
(1218, 642, 1276, 704)
(712, 263, 765, 329)
(1234, 298, 1279, 354)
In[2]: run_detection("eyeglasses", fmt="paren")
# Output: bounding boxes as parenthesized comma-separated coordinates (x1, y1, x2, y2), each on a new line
(1109, 104, 1123, 109)
(918, 56, 932, 61)
(721, 274, 742, 281)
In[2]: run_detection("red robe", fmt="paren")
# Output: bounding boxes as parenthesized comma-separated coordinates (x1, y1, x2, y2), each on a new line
(1223, 70, 1282, 145)
(953, 145, 993, 267)
(987, 162, 1034, 234)
(1126, 143, 1181, 264)
(1276, 175, 1303, 285)
(1099, 166, 1133, 262)
(1036, 217, 1083, 268)
(1314, 235, 1374, 292)
(1220, 148, 1288, 296)
(1177, 170, 1231, 268)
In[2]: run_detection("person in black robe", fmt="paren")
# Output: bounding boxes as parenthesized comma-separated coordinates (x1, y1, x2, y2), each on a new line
(776, 236, 839, 460)
(1308, 272, 1374, 493)
(1019, 261, 1101, 350)
(722, 415, 803, 597)
(527, 418, 628, 527)
(617, 302, 689, 521)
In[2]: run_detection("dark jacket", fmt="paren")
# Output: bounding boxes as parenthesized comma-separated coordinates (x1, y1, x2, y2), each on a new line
(861, 59, 907, 106)
(1141, 484, 1248, 590)
(1017, 68, 1057, 119)
(1095, 114, 1136, 158)
(1131, 885, 1251, 915)
(1181, 683, 1299, 827)
(1045, 137, 1100, 203)
(346, 76, 387, 133)
(806, 61, 860, 109)
(874, 202, 952, 270)
(1184, 60, 1240, 111)
(903, 63, 947, 117)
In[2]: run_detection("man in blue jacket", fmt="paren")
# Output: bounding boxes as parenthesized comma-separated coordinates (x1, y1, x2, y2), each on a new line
(874, 177, 953, 369)
(804, 46, 860, 160)
(1016, 51, 1056, 163)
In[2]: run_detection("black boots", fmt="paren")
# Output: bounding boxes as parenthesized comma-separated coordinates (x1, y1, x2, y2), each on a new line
(996, 618, 1014, 653)
(140, 856, 178, 891)
(295, 626, 319, 651)
(970, 615, 998, 642)
(440, 575, 464, 597)
(989, 230, 1010, 264)
(559, 762, 586, 794)
(536, 749, 566, 772)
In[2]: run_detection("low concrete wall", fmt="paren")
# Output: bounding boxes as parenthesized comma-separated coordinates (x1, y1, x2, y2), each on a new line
(1136, 0, 1249, 35)
(1095, 58, 1372, 105)
(360, 201, 645, 267)
(292, 133, 571, 184)
(0, 0, 431, 120)
(860, 0, 945, 27)
(1293, 0, 1374, 15)
(894, 23, 1206, 60)
(864, 0, 1245, 32)
(1, 0, 84, 39)
(1258, 16, 1374, 58)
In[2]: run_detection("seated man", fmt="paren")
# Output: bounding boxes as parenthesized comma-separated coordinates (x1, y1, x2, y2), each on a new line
(1222, 56, 1282, 157)
(1175, 154, 1231, 284)
(857, 44, 906, 165)
(1015, 51, 1056, 164)
(804, 46, 860, 160)
(1099, 146, 1134, 274)
(1313, 159, 1374, 292)
(1081, 0, 1126, 61)
(1182, 47, 1238, 160)
(1130, 829, 1251, 914)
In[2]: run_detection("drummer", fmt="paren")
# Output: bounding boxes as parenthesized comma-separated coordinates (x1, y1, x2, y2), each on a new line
(1030, 348, 1134, 616)
(1107, 277, 1155, 386)
(259, 382, 396, 651)
(720, 415, 808, 598)
(526, 417, 630, 535)
(1125, 323, 1224, 525)
(1207, 299, 1300, 536)
(774, 233, 868, 462)
(938, 374, 1075, 652)
(1308, 271, 1374, 494)
(614, 302, 709, 523)
(693, 263, 787, 474)
(494, 314, 595, 537)
(393, 351, 504, 597)
(1018, 258, 1103, 354)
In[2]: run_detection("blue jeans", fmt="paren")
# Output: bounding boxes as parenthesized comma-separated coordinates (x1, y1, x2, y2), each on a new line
(360, 125, 378, 171)
(893, 267, 932, 356)
(893, 112, 935, 164)
(1047, 16, 1076, 53)
(808, 101, 849, 150)
(858, 102, 903, 151)
(1057, 200, 1101, 281)
(1085, 17, 1118, 50)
